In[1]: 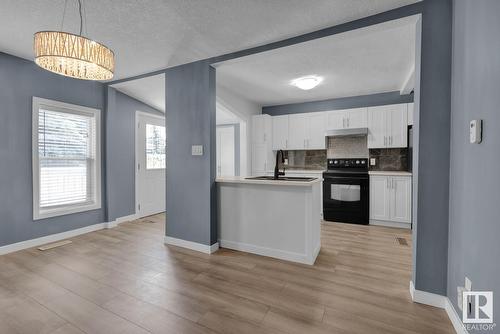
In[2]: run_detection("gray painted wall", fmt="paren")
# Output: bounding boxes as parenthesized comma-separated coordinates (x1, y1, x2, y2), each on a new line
(0, 52, 105, 247)
(262, 91, 413, 116)
(106, 88, 164, 221)
(165, 61, 217, 246)
(412, 0, 452, 295)
(448, 0, 500, 326)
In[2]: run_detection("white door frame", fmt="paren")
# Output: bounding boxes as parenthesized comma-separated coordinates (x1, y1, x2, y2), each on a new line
(135, 111, 166, 218)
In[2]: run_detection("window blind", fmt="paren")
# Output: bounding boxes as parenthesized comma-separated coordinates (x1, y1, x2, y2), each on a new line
(38, 108, 96, 208)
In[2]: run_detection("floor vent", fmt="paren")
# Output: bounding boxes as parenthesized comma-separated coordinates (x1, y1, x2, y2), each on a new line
(38, 240, 72, 251)
(396, 237, 408, 246)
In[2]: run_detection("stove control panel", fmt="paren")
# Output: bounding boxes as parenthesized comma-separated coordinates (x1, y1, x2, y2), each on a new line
(327, 158, 368, 169)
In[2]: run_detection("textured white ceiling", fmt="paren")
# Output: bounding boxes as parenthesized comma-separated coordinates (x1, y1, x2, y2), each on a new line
(112, 74, 165, 112)
(0, 0, 419, 80)
(216, 16, 417, 106)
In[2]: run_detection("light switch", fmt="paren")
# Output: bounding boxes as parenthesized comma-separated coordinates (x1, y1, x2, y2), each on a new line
(191, 145, 203, 156)
(470, 119, 482, 144)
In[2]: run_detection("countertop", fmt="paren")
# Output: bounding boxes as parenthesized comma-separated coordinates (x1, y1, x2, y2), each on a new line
(216, 176, 321, 186)
(368, 171, 412, 176)
(265, 169, 325, 174)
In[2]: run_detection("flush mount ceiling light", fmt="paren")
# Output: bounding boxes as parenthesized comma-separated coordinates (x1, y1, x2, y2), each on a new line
(290, 75, 323, 90)
(33, 0, 114, 81)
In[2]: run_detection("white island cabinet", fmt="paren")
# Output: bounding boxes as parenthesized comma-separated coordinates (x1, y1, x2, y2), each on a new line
(216, 177, 321, 265)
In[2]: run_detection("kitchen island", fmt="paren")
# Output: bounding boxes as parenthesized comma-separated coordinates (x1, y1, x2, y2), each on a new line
(216, 176, 321, 265)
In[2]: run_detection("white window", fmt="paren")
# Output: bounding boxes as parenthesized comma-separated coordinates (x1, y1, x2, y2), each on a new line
(32, 97, 101, 220)
(146, 124, 166, 169)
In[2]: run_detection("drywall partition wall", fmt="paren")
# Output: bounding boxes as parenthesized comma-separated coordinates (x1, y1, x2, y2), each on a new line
(262, 91, 413, 116)
(106, 88, 164, 221)
(217, 86, 261, 176)
(412, 0, 452, 296)
(165, 61, 217, 246)
(0, 52, 105, 247)
(448, 0, 500, 325)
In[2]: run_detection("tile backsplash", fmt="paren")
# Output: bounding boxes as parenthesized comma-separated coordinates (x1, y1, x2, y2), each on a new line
(284, 150, 326, 170)
(327, 136, 369, 158)
(281, 136, 408, 171)
(369, 148, 408, 171)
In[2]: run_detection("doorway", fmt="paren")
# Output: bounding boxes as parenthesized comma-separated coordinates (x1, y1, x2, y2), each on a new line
(135, 111, 166, 218)
(216, 125, 236, 177)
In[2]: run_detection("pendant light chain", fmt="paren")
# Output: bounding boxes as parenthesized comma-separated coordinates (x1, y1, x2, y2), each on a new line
(60, 0, 68, 31)
(77, 0, 83, 36)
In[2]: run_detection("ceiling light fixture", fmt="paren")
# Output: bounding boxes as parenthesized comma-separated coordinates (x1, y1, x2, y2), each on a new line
(33, 0, 114, 81)
(290, 75, 323, 90)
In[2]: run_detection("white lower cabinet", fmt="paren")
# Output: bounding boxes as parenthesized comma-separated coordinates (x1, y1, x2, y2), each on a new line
(369, 174, 411, 228)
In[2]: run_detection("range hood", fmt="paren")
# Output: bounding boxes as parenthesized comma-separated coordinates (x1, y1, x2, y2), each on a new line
(325, 127, 368, 137)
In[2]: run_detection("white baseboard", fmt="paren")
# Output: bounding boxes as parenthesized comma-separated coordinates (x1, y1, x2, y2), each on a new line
(0, 222, 105, 255)
(164, 236, 219, 254)
(409, 280, 446, 308)
(0, 214, 139, 256)
(370, 219, 411, 229)
(445, 298, 468, 334)
(219, 239, 317, 265)
(409, 281, 468, 334)
(104, 213, 139, 229)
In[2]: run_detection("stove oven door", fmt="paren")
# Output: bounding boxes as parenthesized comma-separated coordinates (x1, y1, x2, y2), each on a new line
(323, 174, 369, 224)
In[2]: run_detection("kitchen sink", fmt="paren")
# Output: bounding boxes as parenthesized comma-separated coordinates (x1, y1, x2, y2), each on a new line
(245, 176, 316, 182)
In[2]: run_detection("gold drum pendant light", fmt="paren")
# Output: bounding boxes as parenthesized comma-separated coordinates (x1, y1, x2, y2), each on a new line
(33, 0, 114, 80)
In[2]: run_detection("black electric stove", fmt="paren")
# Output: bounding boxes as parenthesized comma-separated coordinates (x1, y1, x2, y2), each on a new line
(323, 158, 369, 225)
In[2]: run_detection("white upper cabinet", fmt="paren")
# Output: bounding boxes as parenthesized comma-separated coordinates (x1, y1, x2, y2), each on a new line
(367, 106, 386, 148)
(388, 105, 408, 147)
(327, 108, 367, 130)
(367, 104, 407, 148)
(407, 102, 414, 126)
(327, 110, 346, 130)
(252, 114, 271, 145)
(251, 114, 273, 174)
(272, 115, 289, 150)
(288, 114, 308, 149)
(307, 112, 326, 149)
(272, 112, 326, 150)
(344, 108, 368, 128)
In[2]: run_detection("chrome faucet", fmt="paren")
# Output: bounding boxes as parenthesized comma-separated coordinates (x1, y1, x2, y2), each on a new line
(274, 150, 286, 179)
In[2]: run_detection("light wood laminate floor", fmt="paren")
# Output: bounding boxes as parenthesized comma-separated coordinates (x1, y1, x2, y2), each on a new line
(0, 214, 454, 334)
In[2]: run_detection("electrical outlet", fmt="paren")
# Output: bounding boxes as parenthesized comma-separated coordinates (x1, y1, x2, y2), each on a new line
(457, 286, 465, 311)
(465, 277, 473, 315)
(370, 158, 376, 166)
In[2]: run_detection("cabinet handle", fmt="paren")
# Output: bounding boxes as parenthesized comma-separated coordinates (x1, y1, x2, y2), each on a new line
(384, 136, 386, 146)
(264, 133, 266, 142)
(304, 139, 306, 148)
(343, 118, 345, 128)
(286, 139, 288, 148)
(347, 118, 349, 128)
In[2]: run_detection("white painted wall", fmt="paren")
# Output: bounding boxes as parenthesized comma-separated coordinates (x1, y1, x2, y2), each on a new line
(217, 86, 261, 176)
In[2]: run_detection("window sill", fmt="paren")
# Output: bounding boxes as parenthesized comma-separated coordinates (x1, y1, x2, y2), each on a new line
(34, 202, 101, 221)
